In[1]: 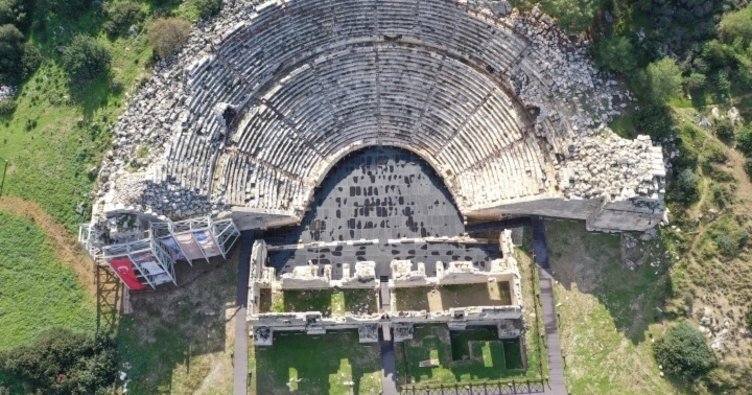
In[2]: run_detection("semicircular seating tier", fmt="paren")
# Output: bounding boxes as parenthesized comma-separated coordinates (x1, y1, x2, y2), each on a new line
(98, 0, 667, 232)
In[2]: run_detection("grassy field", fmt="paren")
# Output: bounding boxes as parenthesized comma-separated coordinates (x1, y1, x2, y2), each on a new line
(544, 219, 677, 394)
(116, 256, 238, 394)
(251, 330, 382, 395)
(270, 288, 378, 316)
(0, 2, 162, 232)
(0, 212, 95, 351)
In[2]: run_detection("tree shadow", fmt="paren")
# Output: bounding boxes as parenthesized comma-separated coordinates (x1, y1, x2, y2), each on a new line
(68, 72, 115, 119)
(114, 251, 238, 393)
(541, 219, 673, 344)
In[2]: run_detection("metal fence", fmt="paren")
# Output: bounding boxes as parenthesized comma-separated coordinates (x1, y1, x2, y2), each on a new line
(399, 378, 548, 394)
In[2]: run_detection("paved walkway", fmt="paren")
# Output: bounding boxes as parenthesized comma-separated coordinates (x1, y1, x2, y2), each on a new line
(531, 218, 567, 395)
(379, 328, 399, 395)
(234, 231, 257, 395)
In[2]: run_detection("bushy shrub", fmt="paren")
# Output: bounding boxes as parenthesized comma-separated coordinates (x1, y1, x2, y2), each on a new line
(62, 35, 112, 83)
(21, 42, 40, 78)
(736, 125, 752, 156)
(0, 98, 16, 114)
(653, 321, 716, 379)
(104, 0, 144, 36)
(672, 168, 699, 204)
(0, 329, 119, 393)
(0, 23, 24, 83)
(190, 0, 221, 19)
(745, 158, 752, 179)
(712, 229, 747, 257)
(710, 184, 731, 209)
(148, 17, 191, 59)
(713, 118, 735, 144)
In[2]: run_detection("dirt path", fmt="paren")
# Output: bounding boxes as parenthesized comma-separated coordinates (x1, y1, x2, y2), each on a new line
(0, 196, 96, 296)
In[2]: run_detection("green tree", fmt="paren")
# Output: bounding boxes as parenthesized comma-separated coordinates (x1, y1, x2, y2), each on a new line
(62, 35, 112, 83)
(541, 0, 600, 33)
(644, 57, 684, 104)
(0, 0, 32, 30)
(719, 5, 752, 44)
(0, 23, 24, 83)
(148, 17, 191, 59)
(594, 35, 637, 74)
(653, 322, 716, 379)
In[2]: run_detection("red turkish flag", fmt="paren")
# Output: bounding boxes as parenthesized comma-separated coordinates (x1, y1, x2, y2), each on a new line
(108, 257, 146, 290)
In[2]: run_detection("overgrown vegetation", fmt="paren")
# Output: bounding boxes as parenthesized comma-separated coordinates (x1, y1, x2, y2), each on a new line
(527, 0, 752, 392)
(0, 329, 119, 394)
(546, 219, 676, 394)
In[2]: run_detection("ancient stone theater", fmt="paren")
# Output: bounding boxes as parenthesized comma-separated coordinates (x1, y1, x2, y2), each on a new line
(83, 0, 666, 343)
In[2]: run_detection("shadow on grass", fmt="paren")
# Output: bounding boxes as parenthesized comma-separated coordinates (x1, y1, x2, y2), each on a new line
(115, 252, 238, 393)
(254, 330, 381, 395)
(397, 325, 529, 386)
(68, 72, 115, 119)
(542, 219, 673, 344)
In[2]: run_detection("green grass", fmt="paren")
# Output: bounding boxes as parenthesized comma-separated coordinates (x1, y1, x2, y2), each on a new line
(116, 259, 238, 394)
(278, 289, 377, 316)
(0, 213, 95, 351)
(282, 289, 335, 316)
(253, 330, 382, 395)
(545, 219, 676, 394)
(396, 325, 532, 386)
(343, 288, 378, 314)
(0, 3, 159, 232)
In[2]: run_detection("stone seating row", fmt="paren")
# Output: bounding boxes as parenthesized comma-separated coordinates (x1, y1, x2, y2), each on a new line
(159, 0, 556, 213)
(216, 152, 307, 212)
